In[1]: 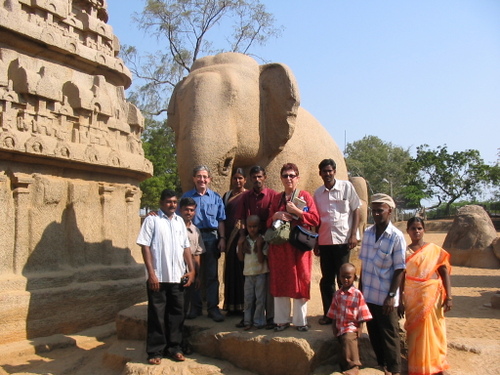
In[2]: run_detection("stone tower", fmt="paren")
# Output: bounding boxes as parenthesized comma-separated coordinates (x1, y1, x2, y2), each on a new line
(0, 0, 152, 344)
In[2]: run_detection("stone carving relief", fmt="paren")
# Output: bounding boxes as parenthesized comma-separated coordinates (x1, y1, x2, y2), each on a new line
(0, 0, 152, 175)
(0, 0, 152, 344)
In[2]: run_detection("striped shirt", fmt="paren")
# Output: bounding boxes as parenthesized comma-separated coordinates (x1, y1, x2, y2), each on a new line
(327, 285, 372, 336)
(359, 222, 406, 306)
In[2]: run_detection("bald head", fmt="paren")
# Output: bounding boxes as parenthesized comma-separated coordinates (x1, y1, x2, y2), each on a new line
(340, 262, 356, 274)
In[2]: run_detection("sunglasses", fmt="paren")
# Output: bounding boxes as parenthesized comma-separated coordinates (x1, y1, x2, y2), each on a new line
(281, 174, 297, 179)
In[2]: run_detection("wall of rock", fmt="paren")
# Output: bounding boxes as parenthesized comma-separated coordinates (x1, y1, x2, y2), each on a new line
(0, 0, 151, 344)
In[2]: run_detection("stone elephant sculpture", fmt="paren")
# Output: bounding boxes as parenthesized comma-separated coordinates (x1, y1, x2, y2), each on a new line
(168, 52, 347, 194)
(350, 176, 368, 237)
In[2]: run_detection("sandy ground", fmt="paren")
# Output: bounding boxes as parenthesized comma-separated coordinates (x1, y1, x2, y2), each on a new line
(0, 230, 499, 375)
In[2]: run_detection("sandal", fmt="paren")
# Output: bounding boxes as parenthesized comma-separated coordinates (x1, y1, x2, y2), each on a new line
(171, 352, 186, 362)
(243, 324, 253, 331)
(273, 323, 290, 332)
(296, 325, 309, 332)
(147, 357, 161, 365)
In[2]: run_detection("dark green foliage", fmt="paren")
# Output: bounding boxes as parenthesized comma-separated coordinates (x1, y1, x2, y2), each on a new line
(407, 144, 498, 215)
(345, 135, 412, 207)
(140, 119, 181, 210)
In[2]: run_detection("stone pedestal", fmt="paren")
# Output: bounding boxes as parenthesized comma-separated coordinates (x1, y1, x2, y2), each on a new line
(112, 303, 379, 375)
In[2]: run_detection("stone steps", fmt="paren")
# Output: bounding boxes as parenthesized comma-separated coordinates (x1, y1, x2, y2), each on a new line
(111, 303, 380, 375)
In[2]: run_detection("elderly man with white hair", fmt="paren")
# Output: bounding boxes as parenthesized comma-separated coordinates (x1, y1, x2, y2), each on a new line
(359, 193, 406, 375)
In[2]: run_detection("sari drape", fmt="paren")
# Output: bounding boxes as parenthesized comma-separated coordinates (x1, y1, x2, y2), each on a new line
(404, 243, 451, 375)
(222, 190, 246, 312)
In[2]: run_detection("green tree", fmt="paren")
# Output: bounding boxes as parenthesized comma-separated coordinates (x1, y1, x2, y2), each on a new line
(123, 0, 282, 116)
(344, 135, 413, 207)
(408, 145, 497, 216)
(140, 119, 180, 210)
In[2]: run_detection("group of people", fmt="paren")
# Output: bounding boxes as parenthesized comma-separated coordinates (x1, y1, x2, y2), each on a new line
(136, 160, 452, 375)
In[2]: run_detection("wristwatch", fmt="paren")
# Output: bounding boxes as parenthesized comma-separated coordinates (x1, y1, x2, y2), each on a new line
(388, 292, 396, 298)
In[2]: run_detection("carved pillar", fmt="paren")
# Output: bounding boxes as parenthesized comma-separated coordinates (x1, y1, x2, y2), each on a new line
(12, 173, 34, 274)
(0, 172, 13, 273)
(99, 183, 115, 265)
(125, 185, 141, 263)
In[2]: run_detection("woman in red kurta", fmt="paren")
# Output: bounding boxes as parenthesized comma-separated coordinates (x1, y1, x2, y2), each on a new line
(267, 163, 320, 332)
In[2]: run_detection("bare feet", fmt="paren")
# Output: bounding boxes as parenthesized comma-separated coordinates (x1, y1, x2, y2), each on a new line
(342, 366, 359, 375)
(148, 357, 161, 365)
(171, 352, 185, 362)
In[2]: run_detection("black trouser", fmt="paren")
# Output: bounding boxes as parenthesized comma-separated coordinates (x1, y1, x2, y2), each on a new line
(366, 303, 401, 373)
(319, 244, 350, 316)
(146, 282, 184, 357)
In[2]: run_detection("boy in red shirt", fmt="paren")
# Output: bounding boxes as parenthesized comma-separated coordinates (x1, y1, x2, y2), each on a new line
(327, 263, 372, 375)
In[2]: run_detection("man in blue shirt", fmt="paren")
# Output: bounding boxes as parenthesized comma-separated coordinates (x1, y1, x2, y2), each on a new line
(181, 165, 226, 322)
(359, 193, 406, 375)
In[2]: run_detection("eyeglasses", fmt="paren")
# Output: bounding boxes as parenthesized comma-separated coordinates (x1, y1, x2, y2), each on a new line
(281, 174, 297, 179)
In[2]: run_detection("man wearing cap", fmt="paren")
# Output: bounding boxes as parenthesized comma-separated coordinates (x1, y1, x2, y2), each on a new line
(313, 158, 361, 325)
(359, 193, 406, 375)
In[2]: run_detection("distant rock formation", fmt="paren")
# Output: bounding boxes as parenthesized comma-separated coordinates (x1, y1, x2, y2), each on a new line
(0, 0, 151, 344)
(443, 205, 500, 269)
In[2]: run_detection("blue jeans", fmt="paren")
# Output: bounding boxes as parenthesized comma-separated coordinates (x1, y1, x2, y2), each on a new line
(201, 231, 220, 311)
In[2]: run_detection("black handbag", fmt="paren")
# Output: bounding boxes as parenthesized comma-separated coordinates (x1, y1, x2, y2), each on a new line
(289, 225, 318, 252)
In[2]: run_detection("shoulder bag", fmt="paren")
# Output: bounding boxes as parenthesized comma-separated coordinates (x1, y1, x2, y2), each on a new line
(289, 225, 318, 252)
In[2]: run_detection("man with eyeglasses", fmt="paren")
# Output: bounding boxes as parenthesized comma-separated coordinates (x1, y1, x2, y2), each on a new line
(313, 158, 361, 326)
(181, 165, 227, 322)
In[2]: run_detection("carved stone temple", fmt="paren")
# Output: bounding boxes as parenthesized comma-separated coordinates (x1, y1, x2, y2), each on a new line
(0, 0, 152, 344)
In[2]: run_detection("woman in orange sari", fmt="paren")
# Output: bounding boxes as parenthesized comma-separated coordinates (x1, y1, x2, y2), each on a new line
(401, 217, 452, 375)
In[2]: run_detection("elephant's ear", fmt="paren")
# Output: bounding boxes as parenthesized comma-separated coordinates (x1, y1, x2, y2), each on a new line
(260, 63, 300, 152)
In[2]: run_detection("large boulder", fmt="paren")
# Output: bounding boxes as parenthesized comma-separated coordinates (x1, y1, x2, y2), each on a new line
(443, 205, 500, 268)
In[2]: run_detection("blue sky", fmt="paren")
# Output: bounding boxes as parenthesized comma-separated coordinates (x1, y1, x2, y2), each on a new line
(107, 0, 500, 166)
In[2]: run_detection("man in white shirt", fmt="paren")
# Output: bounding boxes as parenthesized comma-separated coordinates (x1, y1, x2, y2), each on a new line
(137, 189, 195, 364)
(313, 159, 361, 325)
